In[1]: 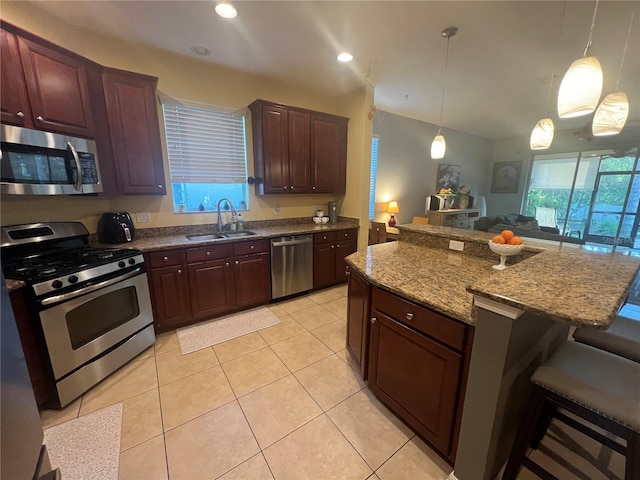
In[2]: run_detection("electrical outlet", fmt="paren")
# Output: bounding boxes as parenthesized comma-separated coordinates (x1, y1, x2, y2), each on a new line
(136, 212, 151, 223)
(449, 240, 464, 251)
(274, 206, 281, 216)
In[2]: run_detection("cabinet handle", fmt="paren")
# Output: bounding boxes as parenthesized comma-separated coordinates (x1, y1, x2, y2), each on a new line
(36, 115, 44, 121)
(290, 185, 293, 189)
(163, 256, 168, 262)
(235, 260, 239, 265)
(331, 245, 335, 249)
(371, 317, 377, 324)
(344, 233, 348, 237)
(312, 186, 316, 190)
(345, 270, 350, 276)
(16, 111, 24, 118)
(206, 251, 211, 256)
(250, 245, 255, 249)
(284, 186, 288, 190)
(177, 269, 182, 275)
(225, 262, 230, 267)
(406, 313, 414, 320)
(158, 184, 164, 189)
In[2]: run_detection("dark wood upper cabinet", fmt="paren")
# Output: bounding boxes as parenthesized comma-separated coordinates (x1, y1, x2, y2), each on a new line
(249, 99, 348, 195)
(1, 29, 31, 127)
(16, 35, 95, 138)
(101, 69, 166, 195)
(310, 114, 348, 194)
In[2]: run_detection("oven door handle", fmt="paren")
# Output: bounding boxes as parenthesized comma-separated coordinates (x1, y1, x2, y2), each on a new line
(40, 267, 143, 306)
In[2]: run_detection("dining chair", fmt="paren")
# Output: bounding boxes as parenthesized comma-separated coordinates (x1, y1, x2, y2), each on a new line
(369, 221, 388, 244)
(412, 216, 429, 224)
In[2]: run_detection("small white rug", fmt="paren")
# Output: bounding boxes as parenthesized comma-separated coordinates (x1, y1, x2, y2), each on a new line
(44, 403, 122, 480)
(177, 306, 281, 354)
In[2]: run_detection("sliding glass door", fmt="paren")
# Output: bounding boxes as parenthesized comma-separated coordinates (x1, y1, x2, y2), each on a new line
(525, 148, 640, 250)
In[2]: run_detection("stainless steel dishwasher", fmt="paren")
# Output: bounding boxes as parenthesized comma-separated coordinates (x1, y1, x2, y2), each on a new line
(270, 235, 313, 299)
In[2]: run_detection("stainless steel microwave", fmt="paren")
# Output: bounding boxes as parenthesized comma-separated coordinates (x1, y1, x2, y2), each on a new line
(1, 125, 102, 195)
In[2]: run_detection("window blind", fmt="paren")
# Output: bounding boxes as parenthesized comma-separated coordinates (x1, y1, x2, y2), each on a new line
(162, 102, 247, 183)
(368, 136, 379, 220)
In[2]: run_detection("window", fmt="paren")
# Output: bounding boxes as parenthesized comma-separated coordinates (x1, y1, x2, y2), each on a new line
(161, 99, 249, 213)
(368, 136, 379, 220)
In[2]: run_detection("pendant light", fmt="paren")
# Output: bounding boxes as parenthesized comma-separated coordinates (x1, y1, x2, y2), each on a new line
(531, 2, 566, 150)
(431, 26, 457, 160)
(592, 10, 635, 136)
(557, 0, 603, 118)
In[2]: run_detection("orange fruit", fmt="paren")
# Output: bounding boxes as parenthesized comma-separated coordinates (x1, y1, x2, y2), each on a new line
(492, 235, 506, 244)
(501, 230, 514, 241)
(508, 236, 523, 245)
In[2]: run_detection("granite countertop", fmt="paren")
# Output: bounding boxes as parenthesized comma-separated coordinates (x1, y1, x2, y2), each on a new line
(94, 221, 359, 252)
(346, 223, 640, 328)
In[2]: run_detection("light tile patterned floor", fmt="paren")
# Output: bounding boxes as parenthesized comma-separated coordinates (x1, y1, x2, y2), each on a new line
(40, 284, 624, 480)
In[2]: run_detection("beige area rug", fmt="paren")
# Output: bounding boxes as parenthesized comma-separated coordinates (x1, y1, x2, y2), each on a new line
(177, 306, 281, 354)
(44, 403, 122, 480)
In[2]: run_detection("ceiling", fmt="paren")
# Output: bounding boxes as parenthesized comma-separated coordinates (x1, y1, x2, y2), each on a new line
(26, 1, 640, 141)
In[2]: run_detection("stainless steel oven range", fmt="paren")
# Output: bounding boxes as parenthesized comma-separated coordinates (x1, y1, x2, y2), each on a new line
(1, 222, 154, 408)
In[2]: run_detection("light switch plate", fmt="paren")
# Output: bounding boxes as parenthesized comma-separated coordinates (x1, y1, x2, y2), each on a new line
(136, 212, 151, 223)
(449, 240, 464, 251)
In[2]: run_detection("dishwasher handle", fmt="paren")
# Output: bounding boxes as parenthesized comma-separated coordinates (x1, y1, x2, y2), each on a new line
(271, 238, 313, 247)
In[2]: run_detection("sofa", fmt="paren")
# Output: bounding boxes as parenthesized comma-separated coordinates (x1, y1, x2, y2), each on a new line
(474, 213, 585, 245)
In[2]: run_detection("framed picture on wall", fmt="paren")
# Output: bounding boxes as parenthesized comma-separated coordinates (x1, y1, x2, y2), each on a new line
(491, 161, 522, 193)
(437, 164, 461, 191)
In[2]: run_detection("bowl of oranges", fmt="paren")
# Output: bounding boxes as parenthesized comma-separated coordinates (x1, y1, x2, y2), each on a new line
(488, 230, 523, 270)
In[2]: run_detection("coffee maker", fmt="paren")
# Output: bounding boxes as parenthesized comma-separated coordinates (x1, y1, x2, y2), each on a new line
(328, 202, 338, 224)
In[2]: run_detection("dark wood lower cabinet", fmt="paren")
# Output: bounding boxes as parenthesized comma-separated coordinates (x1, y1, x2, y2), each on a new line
(149, 264, 190, 331)
(234, 252, 270, 308)
(188, 259, 235, 319)
(346, 268, 371, 379)
(313, 228, 358, 289)
(346, 284, 474, 465)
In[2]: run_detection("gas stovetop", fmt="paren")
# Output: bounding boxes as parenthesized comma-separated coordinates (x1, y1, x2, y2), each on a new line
(1, 222, 144, 297)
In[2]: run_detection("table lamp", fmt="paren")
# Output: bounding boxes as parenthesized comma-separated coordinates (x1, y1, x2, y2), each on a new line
(387, 201, 399, 227)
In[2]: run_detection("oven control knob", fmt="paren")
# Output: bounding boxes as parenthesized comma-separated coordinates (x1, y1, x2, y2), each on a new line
(52, 280, 63, 289)
(68, 275, 78, 284)
(128, 258, 136, 265)
(118, 261, 126, 268)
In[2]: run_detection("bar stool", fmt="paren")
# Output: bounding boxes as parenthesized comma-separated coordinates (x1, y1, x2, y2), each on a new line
(573, 315, 640, 363)
(502, 341, 640, 480)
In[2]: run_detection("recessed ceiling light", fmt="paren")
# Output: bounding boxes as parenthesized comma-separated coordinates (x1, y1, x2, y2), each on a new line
(215, 2, 237, 19)
(337, 52, 353, 63)
(190, 45, 211, 56)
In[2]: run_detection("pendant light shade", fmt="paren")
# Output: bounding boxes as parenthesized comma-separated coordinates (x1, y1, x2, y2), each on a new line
(431, 26, 457, 160)
(431, 135, 446, 159)
(557, 56, 603, 118)
(530, 118, 555, 150)
(592, 91, 629, 136)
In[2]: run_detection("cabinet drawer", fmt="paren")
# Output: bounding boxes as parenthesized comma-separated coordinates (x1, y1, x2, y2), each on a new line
(148, 249, 185, 268)
(314, 231, 337, 244)
(336, 228, 357, 241)
(372, 287, 466, 351)
(233, 239, 269, 256)
(186, 244, 232, 263)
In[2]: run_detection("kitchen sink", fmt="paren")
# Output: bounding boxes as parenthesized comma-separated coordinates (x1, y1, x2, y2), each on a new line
(186, 231, 258, 242)
(221, 231, 258, 237)
(186, 234, 227, 242)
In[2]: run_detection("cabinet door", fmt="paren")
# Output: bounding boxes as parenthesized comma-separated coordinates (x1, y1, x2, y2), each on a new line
(188, 260, 235, 319)
(310, 114, 348, 193)
(335, 239, 357, 283)
(368, 311, 462, 456)
(261, 105, 289, 194)
(346, 269, 370, 379)
(0, 30, 31, 127)
(313, 242, 336, 289)
(17, 36, 94, 137)
(102, 70, 166, 195)
(150, 265, 190, 332)
(234, 253, 271, 307)
(288, 110, 310, 193)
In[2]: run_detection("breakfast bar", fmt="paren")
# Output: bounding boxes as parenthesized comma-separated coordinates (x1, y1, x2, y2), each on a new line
(345, 223, 640, 480)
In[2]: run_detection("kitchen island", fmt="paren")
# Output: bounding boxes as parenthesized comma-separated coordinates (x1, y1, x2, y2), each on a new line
(345, 223, 639, 480)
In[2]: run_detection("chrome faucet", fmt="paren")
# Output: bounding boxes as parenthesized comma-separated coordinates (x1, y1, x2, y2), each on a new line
(217, 198, 237, 232)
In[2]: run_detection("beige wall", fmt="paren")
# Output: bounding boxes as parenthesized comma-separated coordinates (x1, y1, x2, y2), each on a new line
(0, 2, 370, 239)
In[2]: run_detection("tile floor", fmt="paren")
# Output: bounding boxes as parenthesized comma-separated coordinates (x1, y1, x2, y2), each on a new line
(40, 284, 624, 480)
